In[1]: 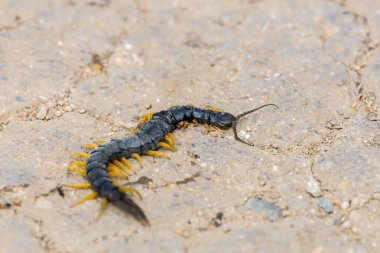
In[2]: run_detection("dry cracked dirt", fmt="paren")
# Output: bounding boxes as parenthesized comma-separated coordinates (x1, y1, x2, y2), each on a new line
(0, 0, 379, 252)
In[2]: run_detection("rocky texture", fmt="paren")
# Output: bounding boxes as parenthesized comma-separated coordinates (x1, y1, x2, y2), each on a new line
(0, 0, 379, 252)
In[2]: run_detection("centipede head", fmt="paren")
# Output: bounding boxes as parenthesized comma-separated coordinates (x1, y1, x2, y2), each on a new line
(232, 103, 279, 146)
(215, 112, 236, 129)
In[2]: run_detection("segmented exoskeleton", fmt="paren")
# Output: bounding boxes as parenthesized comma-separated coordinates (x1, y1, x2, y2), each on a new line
(66, 104, 278, 226)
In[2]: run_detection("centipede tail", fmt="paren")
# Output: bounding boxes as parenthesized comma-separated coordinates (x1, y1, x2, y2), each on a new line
(115, 197, 150, 226)
(67, 104, 278, 225)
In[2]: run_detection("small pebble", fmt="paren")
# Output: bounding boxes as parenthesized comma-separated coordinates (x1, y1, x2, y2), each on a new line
(319, 198, 333, 214)
(64, 106, 73, 112)
(15, 96, 24, 102)
(38, 96, 48, 103)
(246, 197, 283, 221)
(213, 212, 223, 227)
(340, 200, 350, 210)
(55, 110, 63, 117)
(36, 105, 48, 120)
(78, 108, 86, 114)
(307, 179, 323, 198)
(257, 173, 269, 186)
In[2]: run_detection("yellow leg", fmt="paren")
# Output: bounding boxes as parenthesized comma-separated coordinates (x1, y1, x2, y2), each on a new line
(71, 152, 89, 159)
(159, 142, 176, 151)
(137, 112, 154, 128)
(107, 170, 128, 179)
(125, 128, 139, 136)
(204, 105, 224, 112)
(121, 158, 137, 174)
(132, 153, 143, 168)
(68, 167, 87, 177)
(204, 124, 217, 132)
(107, 164, 128, 179)
(96, 198, 108, 220)
(146, 150, 170, 159)
(69, 161, 86, 168)
(64, 182, 91, 189)
(94, 139, 106, 145)
(84, 143, 98, 149)
(107, 163, 122, 171)
(112, 159, 131, 175)
(177, 121, 190, 129)
(165, 133, 175, 146)
(70, 192, 98, 208)
(193, 119, 199, 126)
(118, 185, 143, 200)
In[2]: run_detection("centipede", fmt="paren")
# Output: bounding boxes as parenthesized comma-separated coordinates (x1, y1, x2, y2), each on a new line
(65, 104, 278, 226)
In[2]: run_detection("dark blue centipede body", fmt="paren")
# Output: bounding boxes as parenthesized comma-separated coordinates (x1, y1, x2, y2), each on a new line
(191, 107, 209, 124)
(151, 109, 177, 129)
(119, 135, 141, 155)
(167, 105, 194, 122)
(71, 104, 280, 225)
(84, 105, 240, 225)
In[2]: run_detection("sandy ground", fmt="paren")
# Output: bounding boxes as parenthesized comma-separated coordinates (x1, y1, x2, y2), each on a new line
(0, 0, 379, 252)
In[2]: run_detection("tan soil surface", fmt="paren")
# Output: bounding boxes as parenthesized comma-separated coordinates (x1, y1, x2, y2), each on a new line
(0, 0, 379, 252)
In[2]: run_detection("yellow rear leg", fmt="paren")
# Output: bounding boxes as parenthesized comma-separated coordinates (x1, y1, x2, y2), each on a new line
(118, 185, 143, 200)
(96, 198, 108, 220)
(121, 158, 137, 174)
(107, 164, 128, 179)
(69, 161, 86, 168)
(68, 167, 87, 177)
(64, 182, 91, 189)
(112, 159, 132, 175)
(159, 142, 176, 151)
(132, 153, 143, 168)
(146, 150, 170, 159)
(94, 139, 106, 145)
(70, 192, 98, 208)
(108, 169, 128, 179)
(71, 152, 89, 159)
(165, 133, 175, 146)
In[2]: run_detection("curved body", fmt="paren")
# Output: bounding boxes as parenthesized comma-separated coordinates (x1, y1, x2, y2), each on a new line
(85, 105, 236, 224)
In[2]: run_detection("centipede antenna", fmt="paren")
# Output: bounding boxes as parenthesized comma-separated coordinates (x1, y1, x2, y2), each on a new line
(233, 104, 279, 146)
